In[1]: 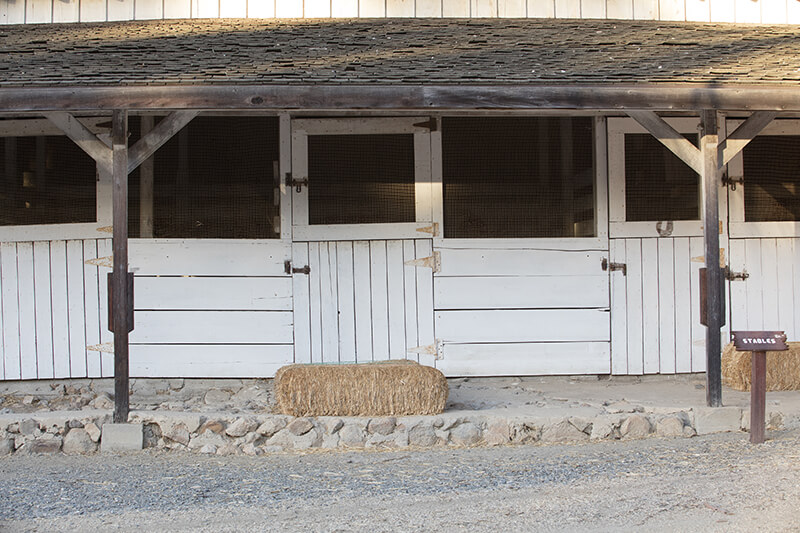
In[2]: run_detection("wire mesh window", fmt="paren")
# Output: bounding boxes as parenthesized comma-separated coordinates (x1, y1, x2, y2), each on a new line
(307, 134, 416, 226)
(128, 116, 279, 239)
(743, 135, 800, 222)
(442, 117, 595, 239)
(0, 135, 96, 226)
(624, 133, 699, 222)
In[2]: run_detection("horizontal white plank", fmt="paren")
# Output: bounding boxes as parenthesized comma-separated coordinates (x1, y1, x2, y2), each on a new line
(729, 222, 800, 239)
(436, 309, 610, 343)
(292, 223, 434, 242)
(129, 344, 293, 378)
(435, 238, 608, 250)
(129, 240, 290, 276)
(134, 277, 292, 310)
(609, 221, 703, 238)
(437, 249, 607, 277)
(434, 275, 609, 309)
(130, 311, 293, 344)
(437, 342, 611, 376)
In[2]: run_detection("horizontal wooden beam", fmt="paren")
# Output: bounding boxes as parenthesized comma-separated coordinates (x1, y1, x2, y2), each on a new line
(720, 111, 777, 166)
(4, 84, 800, 113)
(626, 110, 703, 174)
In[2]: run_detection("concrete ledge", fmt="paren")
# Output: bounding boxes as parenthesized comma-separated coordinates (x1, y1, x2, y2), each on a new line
(101, 423, 143, 453)
(693, 407, 743, 435)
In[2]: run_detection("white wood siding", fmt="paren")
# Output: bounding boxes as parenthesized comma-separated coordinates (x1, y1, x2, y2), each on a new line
(5, 0, 800, 23)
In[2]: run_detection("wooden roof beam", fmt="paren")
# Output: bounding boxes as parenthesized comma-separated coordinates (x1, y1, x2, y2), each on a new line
(626, 110, 703, 174)
(719, 111, 777, 166)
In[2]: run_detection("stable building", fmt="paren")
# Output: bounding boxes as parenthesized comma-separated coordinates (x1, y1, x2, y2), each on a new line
(0, 19, 799, 404)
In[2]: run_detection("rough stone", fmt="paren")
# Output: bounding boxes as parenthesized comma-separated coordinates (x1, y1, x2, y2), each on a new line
(367, 417, 396, 436)
(287, 418, 314, 436)
(541, 420, 589, 442)
(7, 422, 19, 434)
(590, 415, 622, 440)
(694, 407, 742, 435)
(215, 443, 239, 456)
(22, 395, 35, 405)
(767, 411, 784, 430)
(101, 423, 143, 453)
(68, 419, 84, 429)
(408, 423, 437, 447)
(484, 420, 510, 446)
(338, 424, 366, 447)
(160, 421, 190, 446)
(510, 422, 540, 444)
(198, 420, 226, 435)
(621, 414, 653, 439)
(84, 422, 102, 443)
(29, 438, 62, 454)
(569, 417, 593, 434)
(189, 430, 226, 451)
(683, 425, 697, 437)
(656, 416, 685, 438)
(63, 428, 97, 454)
(324, 418, 344, 434)
(322, 432, 340, 449)
(606, 401, 644, 414)
(19, 418, 39, 435)
(256, 418, 286, 438)
(91, 393, 114, 410)
(450, 422, 482, 446)
(226, 417, 259, 438)
(231, 385, 267, 405)
(0, 438, 15, 456)
(241, 442, 261, 456)
(204, 389, 231, 405)
(198, 444, 217, 454)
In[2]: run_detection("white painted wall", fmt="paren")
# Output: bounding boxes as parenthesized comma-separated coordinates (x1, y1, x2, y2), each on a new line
(2, 0, 798, 23)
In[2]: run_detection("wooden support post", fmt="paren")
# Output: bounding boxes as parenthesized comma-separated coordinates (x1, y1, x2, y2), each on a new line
(111, 109, 130, 424)
(701, 110, 722, 408)
(139, 116, 155, 238)
(750, 350, 767, 444)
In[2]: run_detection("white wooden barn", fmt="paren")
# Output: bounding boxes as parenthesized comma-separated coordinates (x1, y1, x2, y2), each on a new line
(0, 17, 799, 407)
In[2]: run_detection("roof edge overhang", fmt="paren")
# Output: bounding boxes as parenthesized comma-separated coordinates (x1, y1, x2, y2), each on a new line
(2, 84, 800, 113)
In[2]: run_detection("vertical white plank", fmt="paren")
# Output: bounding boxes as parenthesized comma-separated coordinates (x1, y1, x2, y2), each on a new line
(659, 0, 685, 20)
(53, 0, 80, 22)
(657, 239, 676, 373)
(610, 240, 628, 375)
(710, 0, 735, 21)
(581, 0, 605, 18)
(776, 239, 795, 340)
(305, 0, 331, 17)
(744, 239, 764, 330)
(308, 242, 323, 363)
(26, 0, 52, 22)
(97, 238, 113, 377)
(135, 0, 163, 18)
(555, 0, 580, 17)
(361, 0, 387, 16)
(164, 0, 193, 18)
(292, 243, 311, 364)
(80, 0, 107, 21)
(50, 241, 71, 378)
(279, 114, 292, 241)
(195, 0, 220, 17)
(107, 0, 135, 20)
(673, 238, 692, 373)
(498, 0, 525, 15)
(370, 241, 390, 360)
(414, 132, 433, 224)
(415, 240, 436, 367)
(528, 0, 554, 16)
(689, 237, 705, 372)
(641, 239, 660, 374)
(789, 0, 800, 22)
(735, 0, 760, 22)
(761, 0, 786, 22)
(625, 239, 644, 375)
(444, 0, 471, 15)
(1, 0, 26, 23)
(417, 0, 443, 16)
(336, 241, 356, 361)
(17, 243, 37, 380)
(320, 242, 339, 362)
(331, 0, 358, 16)
(685, 0, 710, 20)
(83, 240, 102, 378)
(403, 240, 419, 359)
(221, 0, 248, 16)
(633, 0, 657, 18)
(386, 240, 406, 359)
(67, 240, 87, 378)
(728, 239, 747, 332)
(1, 243, 20, 380)
(794, 238, 800, 341)
(606, 0, 632, 18)
(353, 241, 373, 362)
(388, 0, 416, 16)
(760, 238, 779, 329)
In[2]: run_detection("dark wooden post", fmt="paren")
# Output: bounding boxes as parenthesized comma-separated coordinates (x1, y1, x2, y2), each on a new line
(701, 110, 722, 407)
(750, 351, 767, 444)
(112, 109, 130, 424)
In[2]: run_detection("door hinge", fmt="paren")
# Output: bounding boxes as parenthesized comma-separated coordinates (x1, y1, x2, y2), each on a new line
(413, 118, 437, 131)
(416, 223, 439, 236)
(85, 256, 113, 268)
(285, 260, 310, 275)
(285, 173, 308, 193)
(601, 258, 627, 276)
(408, 339, 443, 360)
(405, 251, 441, 273)
(724, 267, 749, 281)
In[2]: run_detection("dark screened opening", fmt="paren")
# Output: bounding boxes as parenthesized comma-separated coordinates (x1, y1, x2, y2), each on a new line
(308, 134, 416, 226)
(0, 135, 96, 226)
(743, 135, 800, 222)
(128, 116, 280, 239)
(624, 133, 699, 222)
(442, 117, 595, 239)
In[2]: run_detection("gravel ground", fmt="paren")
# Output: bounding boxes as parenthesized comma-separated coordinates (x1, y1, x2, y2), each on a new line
(2, 430, 799, 532)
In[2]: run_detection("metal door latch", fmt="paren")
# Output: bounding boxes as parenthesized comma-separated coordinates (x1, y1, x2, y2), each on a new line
(285, 260, 310, 275)
(601, 258, 627, 276)
(285, 173, 308, 193)
(722, 174, 744, 191)
(724, 267, 749, 281)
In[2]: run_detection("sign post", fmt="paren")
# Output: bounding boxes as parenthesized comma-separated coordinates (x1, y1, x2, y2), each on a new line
(731, 331, 788, 444)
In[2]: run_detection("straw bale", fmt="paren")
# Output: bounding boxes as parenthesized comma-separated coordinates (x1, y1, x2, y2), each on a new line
(722, 342, 800, 391)
(274, 360, 448, 417)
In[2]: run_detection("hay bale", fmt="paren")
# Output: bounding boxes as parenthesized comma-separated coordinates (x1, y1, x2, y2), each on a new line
(722, 342, 800, 391)
(274, 360, 448, 417)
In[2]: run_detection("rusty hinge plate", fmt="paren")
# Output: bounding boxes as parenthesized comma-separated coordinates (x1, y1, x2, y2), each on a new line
(413, 118, 437, 131)
(601, 258, 627, 276)
(405, 251, 441, 273)
(408, 339, 444, 360)
(725, 267, 749, 281)
(416, 222, 439, 236)
(285, 260, 310, 275)
(85, 256, 113, 268)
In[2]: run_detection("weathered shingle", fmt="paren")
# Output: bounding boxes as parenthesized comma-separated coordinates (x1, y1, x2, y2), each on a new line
(1, 18, 800, 87)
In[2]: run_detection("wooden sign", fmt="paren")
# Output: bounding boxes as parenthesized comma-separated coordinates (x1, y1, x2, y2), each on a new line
(731, 331, 788, 352)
